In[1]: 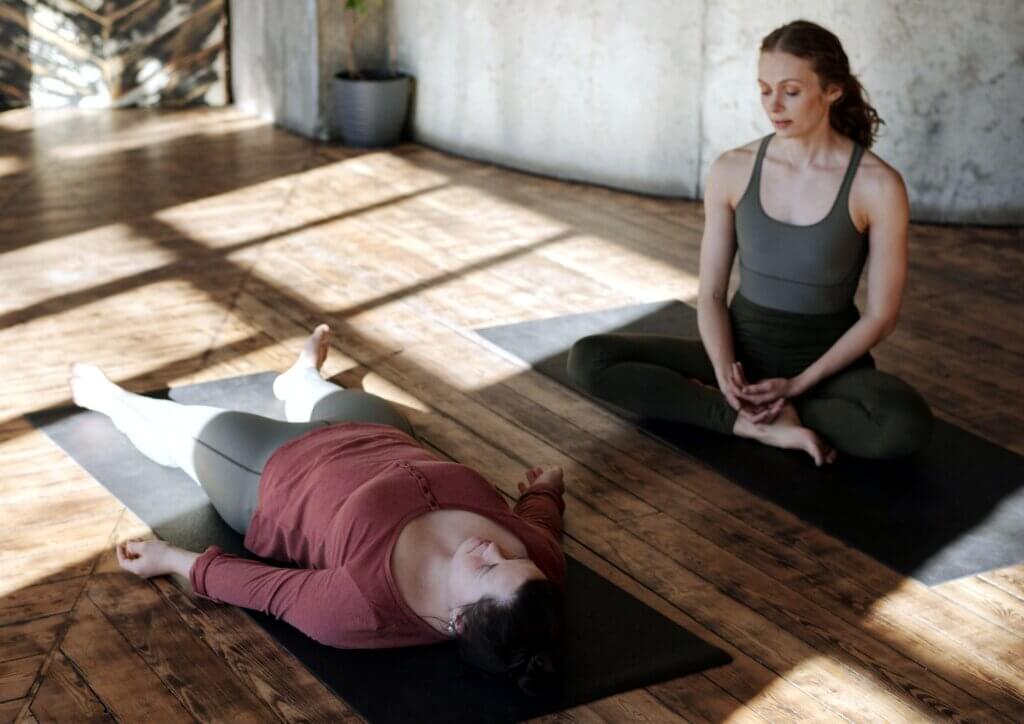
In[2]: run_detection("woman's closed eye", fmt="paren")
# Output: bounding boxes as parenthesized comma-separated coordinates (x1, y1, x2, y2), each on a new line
(477, 563, 498, 578)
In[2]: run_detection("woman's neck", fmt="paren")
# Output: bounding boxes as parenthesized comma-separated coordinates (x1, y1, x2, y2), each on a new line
(413, 552, 459, 634)
(774, 122, 847, 169)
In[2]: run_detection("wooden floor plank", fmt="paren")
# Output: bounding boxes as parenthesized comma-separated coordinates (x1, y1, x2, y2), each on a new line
(0, 579, 86, 628)
(0, 698, 27, 724)
(0, 616, 64, 665)
(982, 566, 1024, 603)
(27, 652, 113, 724)
(84, 572, 282, 724)
(59, 596, 194, 723)
(0, 553, 97, 600)
(0, 655, 43, 704)
(151, 578, 362, 723)
(647, 675, 765, 724)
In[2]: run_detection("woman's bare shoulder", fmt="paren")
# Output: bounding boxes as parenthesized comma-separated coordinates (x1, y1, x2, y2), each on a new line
(856, 147, 904, 184)
(712, 138, 763, 171)
(854, 148, 908, 203)
(708, 138, 765, 203)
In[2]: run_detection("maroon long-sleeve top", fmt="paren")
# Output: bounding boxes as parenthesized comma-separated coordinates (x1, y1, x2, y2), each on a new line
(189, 422, 566, 649)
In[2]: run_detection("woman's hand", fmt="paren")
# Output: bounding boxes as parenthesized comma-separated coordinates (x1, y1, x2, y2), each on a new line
(117, 538, 199, 580)
(716, 363, 745, 412)
(730, 362, 787, 424)
(736, 375, 796, 407)
(117, 539, 173, 578)
(519, 466, 565, 496)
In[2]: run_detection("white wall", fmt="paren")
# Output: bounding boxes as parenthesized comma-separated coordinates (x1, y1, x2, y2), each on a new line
(393, 0, 705, 198)
(230, 0, 319, 137)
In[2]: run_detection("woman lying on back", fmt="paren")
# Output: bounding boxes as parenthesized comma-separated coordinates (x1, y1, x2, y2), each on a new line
(70, 324, 566, 695)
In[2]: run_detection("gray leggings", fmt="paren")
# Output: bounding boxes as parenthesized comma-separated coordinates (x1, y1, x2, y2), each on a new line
(103, 368, 414, 534)
(566, 295, 934, 459)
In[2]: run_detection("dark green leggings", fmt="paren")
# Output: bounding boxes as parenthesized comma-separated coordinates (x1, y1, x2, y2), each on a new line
(566, 295, 933, 459)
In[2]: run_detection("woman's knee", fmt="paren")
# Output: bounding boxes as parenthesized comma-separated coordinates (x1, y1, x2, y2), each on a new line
(566, 335, 614, 392)
(864, 390, 935, 459)
(310, 390, 416, 438)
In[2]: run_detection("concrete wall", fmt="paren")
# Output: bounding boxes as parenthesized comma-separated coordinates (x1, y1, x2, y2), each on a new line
(231, 0, 320, 137)
(391, 0, 1023, 225)
(392, 0, 705, 198)
(230, 0, 387, 140)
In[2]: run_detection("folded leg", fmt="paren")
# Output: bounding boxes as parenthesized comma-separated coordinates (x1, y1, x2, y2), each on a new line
(566, 333, 737, 434)
(795, 367, 934, 459)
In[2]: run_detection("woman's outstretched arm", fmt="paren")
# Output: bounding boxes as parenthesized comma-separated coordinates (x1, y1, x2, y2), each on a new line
(117, 539, 382, 648)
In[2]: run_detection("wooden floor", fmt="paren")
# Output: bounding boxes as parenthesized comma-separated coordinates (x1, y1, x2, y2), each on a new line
(1, 107, 1023, 723)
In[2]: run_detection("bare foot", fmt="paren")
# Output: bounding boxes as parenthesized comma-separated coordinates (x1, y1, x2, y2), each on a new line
(273, 324, 331, 400)
(733, 403, 837, 466)
(69, 363, 123, 414)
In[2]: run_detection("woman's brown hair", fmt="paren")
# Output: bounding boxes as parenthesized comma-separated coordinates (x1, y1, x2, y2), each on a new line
(761, 20, 884, 148)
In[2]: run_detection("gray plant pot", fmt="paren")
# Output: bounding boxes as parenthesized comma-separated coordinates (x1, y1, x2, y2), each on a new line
(331, 71, 411, 148)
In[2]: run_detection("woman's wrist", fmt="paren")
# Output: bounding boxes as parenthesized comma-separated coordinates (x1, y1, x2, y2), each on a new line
(713, 360, 737, 386)
(789, 371, 814, 397)
(164, 545, 201, 578)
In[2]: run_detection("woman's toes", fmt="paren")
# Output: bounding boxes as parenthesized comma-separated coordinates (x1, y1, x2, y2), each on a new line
(313, 325, 331, 370)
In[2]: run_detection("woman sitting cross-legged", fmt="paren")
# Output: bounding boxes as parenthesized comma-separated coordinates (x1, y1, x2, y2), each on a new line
(568, 20, 934, 465)
(70, 324, 566, 696)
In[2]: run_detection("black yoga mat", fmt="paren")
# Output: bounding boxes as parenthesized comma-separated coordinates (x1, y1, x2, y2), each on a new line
(28, 372, 730, 724)
(477, 301, 1024, 587)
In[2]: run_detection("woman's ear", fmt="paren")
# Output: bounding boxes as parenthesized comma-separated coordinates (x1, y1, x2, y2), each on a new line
(825, 82, 844, 105)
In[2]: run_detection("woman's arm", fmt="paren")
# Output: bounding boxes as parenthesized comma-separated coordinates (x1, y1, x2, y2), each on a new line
(697, 154, 745, 411)
(117, 539, 379, 647)
(739, 167, 910, 404)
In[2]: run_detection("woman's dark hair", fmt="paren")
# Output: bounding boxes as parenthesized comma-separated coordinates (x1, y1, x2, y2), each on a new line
(761, 19, 884, 148)
(456, 578, 564, 696)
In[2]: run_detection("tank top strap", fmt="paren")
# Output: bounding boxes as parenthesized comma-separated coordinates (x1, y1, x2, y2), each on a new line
(750, 134, 774, 197)
(835, 142, 865, 211)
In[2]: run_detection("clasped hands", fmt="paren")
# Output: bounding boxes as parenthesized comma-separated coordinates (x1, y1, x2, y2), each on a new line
(719, 361, 800, 424)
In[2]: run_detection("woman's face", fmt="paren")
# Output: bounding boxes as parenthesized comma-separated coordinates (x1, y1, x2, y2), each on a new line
(448, 536, 544, 617)
(757, 51, 841, 137)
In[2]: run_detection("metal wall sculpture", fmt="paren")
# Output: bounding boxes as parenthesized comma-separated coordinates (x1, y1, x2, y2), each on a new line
(0, 0, 228, 110)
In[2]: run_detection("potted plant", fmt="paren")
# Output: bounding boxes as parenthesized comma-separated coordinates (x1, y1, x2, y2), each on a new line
(331, 0, 411, 148)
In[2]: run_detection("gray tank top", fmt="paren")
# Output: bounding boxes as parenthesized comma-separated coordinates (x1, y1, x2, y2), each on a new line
(734, 134, 868, 314)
